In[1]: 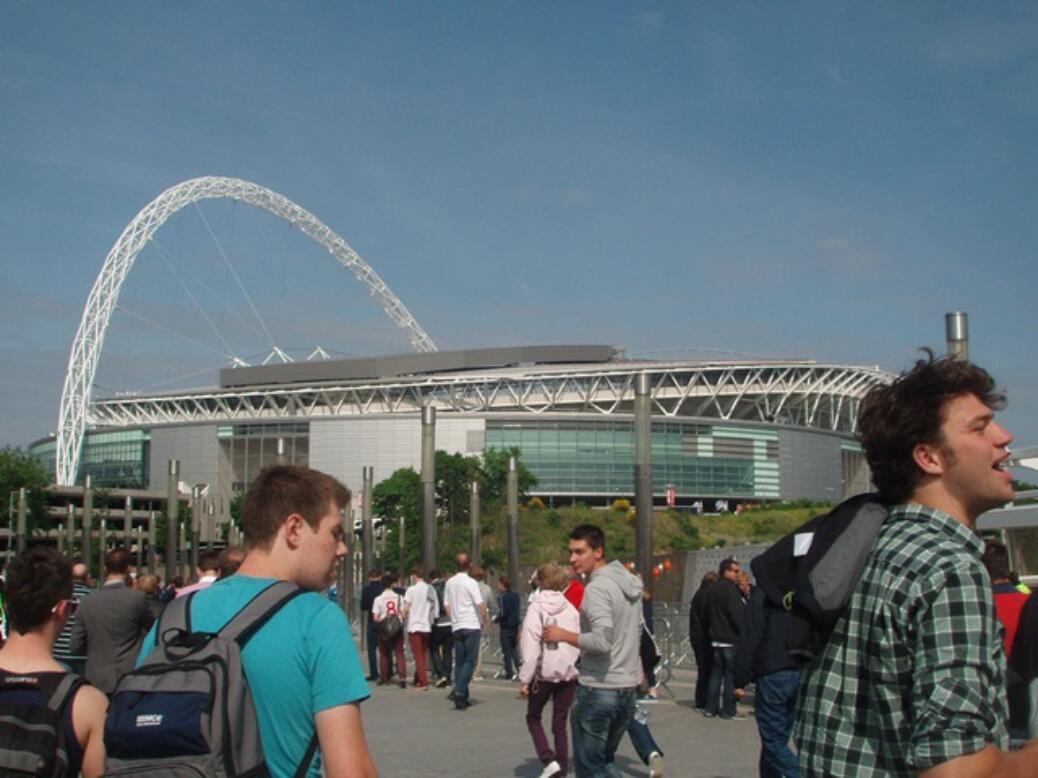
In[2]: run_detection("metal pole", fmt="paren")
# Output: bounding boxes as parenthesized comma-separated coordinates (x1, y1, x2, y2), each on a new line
(136, 526, 144, 571)
(15, 487, 27, 556)
(7, 491, 15, 561)
(420, 405, 436, 574)
(123, 496, 133, 546)
(206, 498, 215, 551)
(945, 311, 968, 361)
(274, 437, 287, 465)
(361, 467, 374, 581)
(470, 480, 480, 566)
(344, 503, 355, 621)
(147, 510, 157, 577)
(635, 372, 653, 594)
(57, 518, 65, 554)
(180, 520, 189, 581)
(165, 460, 180, 584)
(82, 476, 93, 579)
(507, 456, 519, 590)
(65, 503, 76, 559)
(398, 515, 406, 580)
(99, 517, 107, 560)
(190, 487, 202, 578)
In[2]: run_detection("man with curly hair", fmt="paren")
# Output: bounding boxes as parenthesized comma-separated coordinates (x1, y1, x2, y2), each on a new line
(795, 353, 1038, 776)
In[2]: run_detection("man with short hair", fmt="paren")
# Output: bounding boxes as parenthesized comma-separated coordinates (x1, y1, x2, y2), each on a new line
(704, 558, 745, 720)
(795, 354, 1038, 776)
(428, 569, 453, 688)
(471, 565, 495, 681)
(543, 524, 644, 777)
(373, 572, 407, 688)
(175, 549, 221, 598)
(52, 560, 92, 673)
(217, 544, 245, 579)
(403, 564, 435, 690)
(137, 465, 376, 777)
(0, 547, 108, 777)
(69, 548, 154, 695)
(444, 552, 487, 710)
(359, 568, 384, 682)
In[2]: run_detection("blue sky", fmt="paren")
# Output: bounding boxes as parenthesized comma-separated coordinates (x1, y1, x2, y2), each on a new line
(1, 2, 1036, 453)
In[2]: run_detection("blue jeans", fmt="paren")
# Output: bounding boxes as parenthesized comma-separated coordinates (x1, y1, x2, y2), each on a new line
(452, 628, 481, 700)
(755, 669, 800, 778)
(627, 713, 663, 765)
(706, 645, 736, 717)
(570, 685, 636, 777)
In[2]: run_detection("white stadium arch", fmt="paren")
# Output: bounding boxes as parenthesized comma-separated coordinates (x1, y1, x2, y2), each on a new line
(56, 176, 437, 485)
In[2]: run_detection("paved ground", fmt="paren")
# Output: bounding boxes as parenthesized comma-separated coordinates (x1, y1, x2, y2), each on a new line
(359, 654, 762, 777)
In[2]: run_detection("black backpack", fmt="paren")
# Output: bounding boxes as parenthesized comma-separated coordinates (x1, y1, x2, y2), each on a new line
(103, 581, 315, 777)
(376, 595, 404, 641)
(750, 493, 887, 663)
(0, 671, 84, 778)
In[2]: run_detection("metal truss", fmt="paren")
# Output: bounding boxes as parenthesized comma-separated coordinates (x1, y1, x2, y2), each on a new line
(87, 361, 890, 434)
(56, 176, 437, 485)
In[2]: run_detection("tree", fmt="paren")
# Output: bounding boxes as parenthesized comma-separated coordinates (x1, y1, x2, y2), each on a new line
(0, 446, 52, 535)
(374, 468, 421, 571)
(478, 447, 537, 508)
(435, 451, 479, 525)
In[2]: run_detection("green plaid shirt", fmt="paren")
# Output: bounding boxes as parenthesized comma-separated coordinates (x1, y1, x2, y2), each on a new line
(794, 503, 1008, 776)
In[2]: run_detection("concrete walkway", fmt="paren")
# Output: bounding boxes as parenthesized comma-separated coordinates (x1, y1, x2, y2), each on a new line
(359, 661, 762, 777)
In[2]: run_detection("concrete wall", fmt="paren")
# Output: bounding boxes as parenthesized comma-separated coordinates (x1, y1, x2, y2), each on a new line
(778, 428, 843, 502)
(309, 415, 486, 497)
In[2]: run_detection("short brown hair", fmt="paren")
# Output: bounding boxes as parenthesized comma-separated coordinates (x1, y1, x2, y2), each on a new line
(7, 547, 71, 633)
(535, 563, 568, 592)
(857, 351, 1004, 504)
(241, 465, 351, 550)
(105, 547, 132, 575)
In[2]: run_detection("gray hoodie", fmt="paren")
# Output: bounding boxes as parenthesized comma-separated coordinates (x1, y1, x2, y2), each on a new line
(576, 560, 644, 688)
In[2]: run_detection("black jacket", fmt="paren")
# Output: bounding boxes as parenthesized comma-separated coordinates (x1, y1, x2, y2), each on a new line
(689, 583, 712, 644)
(360, 581, 383, 622)
(705, 577, 744, 645)
(497, 590, 520, 628)
(733, 587, 798, 688)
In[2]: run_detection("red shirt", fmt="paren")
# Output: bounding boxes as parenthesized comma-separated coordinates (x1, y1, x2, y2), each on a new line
(564, 579, 584, 610)
(993, 582, 1029, 657)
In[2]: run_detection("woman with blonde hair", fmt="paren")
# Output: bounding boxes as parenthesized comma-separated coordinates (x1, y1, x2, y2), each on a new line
(518, 563, 580, 778)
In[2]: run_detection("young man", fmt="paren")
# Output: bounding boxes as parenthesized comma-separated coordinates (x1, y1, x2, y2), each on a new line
(444, 552, 486, 710)
(495, 575, 520, 681)
(703, 558, 746, 720)
(0, 546, 108, 777)
(402, 564, 435, 690)
(137, 465, 376, 777)
(175, 548, 221, 598)
(428, 569, 453, 688)
(372, 572, 407, 688)
(543, 524, 643, 777)
(52, 560, 92, 674)
(69, 548, 154, 695)
(795, 354, 1038, 776)
(359, 568, 384, 682)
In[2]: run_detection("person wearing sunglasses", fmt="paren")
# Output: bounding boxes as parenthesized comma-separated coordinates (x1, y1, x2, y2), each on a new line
(0, 546, 108, 777)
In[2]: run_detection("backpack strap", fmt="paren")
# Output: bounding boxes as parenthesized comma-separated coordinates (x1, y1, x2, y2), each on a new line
(44, 673, 83, 714)
(218, 581, 306, 646)
(292, 732, 319, 778)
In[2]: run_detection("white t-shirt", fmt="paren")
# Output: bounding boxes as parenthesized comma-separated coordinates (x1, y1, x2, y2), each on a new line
(404, 580, 436, 633)
(444, 572, 484, 631)
(372, 589, 404, 622)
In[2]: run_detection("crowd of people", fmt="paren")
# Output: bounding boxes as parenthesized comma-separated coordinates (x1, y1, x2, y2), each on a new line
(0, 352, 1037, 777)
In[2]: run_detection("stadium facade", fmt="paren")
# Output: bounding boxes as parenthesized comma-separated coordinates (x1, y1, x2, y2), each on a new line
(31, 345, 888, 525)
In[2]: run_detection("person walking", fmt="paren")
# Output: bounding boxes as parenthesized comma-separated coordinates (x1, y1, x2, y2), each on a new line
(689, 571, 717, 710)
(359, 568, 383, 682)
(373, 573, 407, 688)
(543, 524, 643, 776)
(429, 569, 453, 688)
(444, 552, 486, 710)
(496, 574, 521, 681)
(518, 563, 580, 778)
(703, 559, 745, 720)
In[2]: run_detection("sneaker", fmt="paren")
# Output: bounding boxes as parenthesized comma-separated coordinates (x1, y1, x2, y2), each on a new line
(446, 690, 457, 703)
(493, 670, 506, 679)
(701, 711, 716, 718)
(435, 677, 450, 688)
(720, 713, 747, 721)
(454, 696, 470, 710)
(638, 694, 658, 703)
(398, 681, 406, 689)
(538, 760, 561, 778)
(647, 751, 664, 777)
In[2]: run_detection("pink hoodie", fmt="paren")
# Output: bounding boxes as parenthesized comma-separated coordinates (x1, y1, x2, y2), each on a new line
(519, 590, 580, 685)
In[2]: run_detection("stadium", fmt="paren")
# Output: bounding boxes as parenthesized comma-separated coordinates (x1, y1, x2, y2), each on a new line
(30, 177, 891, 528)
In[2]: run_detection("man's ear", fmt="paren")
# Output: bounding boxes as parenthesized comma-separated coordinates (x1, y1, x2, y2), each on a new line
(283, 514, 306, 549)
(912, 442, 945, 476)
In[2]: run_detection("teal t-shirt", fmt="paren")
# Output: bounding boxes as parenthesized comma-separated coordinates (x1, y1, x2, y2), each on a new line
(137, 575, 369, 777)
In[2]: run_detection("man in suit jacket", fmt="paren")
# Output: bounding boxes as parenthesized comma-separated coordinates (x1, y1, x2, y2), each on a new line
(69, 547, 154, 695)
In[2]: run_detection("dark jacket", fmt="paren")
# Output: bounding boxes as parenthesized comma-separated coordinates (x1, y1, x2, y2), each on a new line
(733, 587, 798, 688)
(705, 576, 744, 645)
(68, 580, 154, 694)
(690, 583, 711, 644)
(497, 590, 520, 628)
(360, 580, 383, 623)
